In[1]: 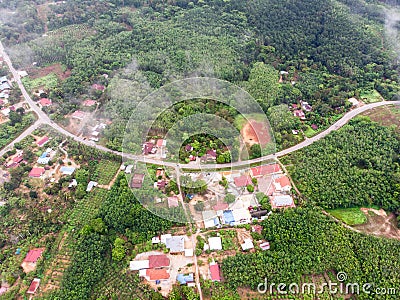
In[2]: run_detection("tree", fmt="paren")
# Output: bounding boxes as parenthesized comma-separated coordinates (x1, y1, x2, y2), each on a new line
(112, 237, 126, 262)
(246, 184, 254, 193)
(224, 193, 236, 204)
(9, 111, 22, 125)
(249, 144, 261, 159)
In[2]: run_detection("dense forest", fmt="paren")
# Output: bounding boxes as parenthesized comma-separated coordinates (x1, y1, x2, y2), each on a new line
(2, 0, 400, 150)
(284, 117, 400, 212)
(222, 207, 400, 299)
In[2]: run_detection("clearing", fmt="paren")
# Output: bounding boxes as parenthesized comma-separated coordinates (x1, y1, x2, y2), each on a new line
(28, 63, 71, 81)
(362, 104, 400, 132)
(327, 207, 368, 226)
(360, 89, 383, 103)
(355, 208, 400, 240)
(240, 119, 272, 147)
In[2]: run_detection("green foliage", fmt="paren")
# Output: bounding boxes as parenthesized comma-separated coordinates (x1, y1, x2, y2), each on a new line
(327, 207, 368, 226)
(224, 193, 236, 204)
(246, 184, 254, 193)
(112, 237, 126, 262)
(286, 118, 400, 211)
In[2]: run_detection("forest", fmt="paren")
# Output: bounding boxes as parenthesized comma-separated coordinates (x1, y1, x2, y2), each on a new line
(221, 207, 400, 299)
(283, 117, 400, 212)
(2, 0, 399, 150)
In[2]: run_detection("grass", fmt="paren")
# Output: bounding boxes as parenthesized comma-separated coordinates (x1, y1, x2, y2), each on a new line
(327, 207, 367, 226)
(360, 89, 383, 103)
(303, 125, 318, 138)
(22, 73, 59, 91)
(362, 105, 400, 133)
(234, 113, 268, 130)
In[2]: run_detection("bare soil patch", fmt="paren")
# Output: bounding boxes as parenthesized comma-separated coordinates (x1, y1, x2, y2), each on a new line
(362, 105, 400, 133)
(28, 63, 71, 81)
(241, 120, 272, 147)
(355, 209, 400, 240)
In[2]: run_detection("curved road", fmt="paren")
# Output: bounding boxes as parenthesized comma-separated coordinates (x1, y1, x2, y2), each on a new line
(1, 42, 399, 169)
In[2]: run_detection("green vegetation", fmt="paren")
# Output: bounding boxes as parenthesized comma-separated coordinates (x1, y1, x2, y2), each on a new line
(22, 73, 59, 91)
(0, 113, 35, 150)
(360, 89, 383, 103)
(221, 207, 400, 298)
(285, 118, 400, 212)
(327, 207, 368, 226)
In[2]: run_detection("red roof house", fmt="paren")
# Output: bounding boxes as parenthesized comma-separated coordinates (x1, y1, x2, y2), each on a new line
(213, 202, 229, 211)
(146, 269, 170, 281)
(27, 278, 40, 294)
(12, 154, 23, 163)
(9, 105, 15, 111)
(148, 255, 170, 269)
(294, 110, 306, 119)
(71, 110, 86, 120)
(156, 139, 166, 147)
(82, 99, 97, 107)
(130, 173, 145, 189)
(234, 175, 252, 187)
(29, 168, 45, 178)
(91, 83, 105, 91)
(39, 98, 52, 107)
(23, 248, 45, 263)
(37, 136, 49, 147)
(209, 262, 221, 282)
(250, 164, 281, 177)
(274, 176, 291, 190)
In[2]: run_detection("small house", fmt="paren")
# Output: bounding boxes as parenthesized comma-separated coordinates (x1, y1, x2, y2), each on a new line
(209, 262, 221, 282)
(27, 278, 40, 295)
(208, 237, 222, 251)
(165, 236, 185, 254)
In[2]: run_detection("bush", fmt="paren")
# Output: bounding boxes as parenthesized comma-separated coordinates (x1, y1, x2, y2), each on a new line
(246, 184, 254, 193)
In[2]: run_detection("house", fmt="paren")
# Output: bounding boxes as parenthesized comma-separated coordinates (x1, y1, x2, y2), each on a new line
(29, 167, 45, 178)
(130, 260, 150, 271)
(39, 98, 52, 108)
(222, 210, 235, 225)
(91, 83, 105, 91)
(273, 176, 291, 192)
(152, 236, 161, 244)
(156, 180, 167, 190)
(167, 196, 179, 208)
(209, 261, 221, 282)
(212, 202, 228, 211)
(234, 175, 252, 188)
(17, 70, 28, 78)
(143, 142, 156, 155)
(292, 130, 300, 135)
(92, 131, 100, 137)
(272, 195, 294, 208)
(177, 273, 194, 285)
(0, 82, 11, 91)
(184, 248, 194, 257)
(37, 136, 49, 147)
(71, 110, 86, 120)
(241, 238, 254, 251)
(165, 236, 185, 254)
(160, 234, 172, 245)
(1, 107, 10, 116)
(232, 208, 252, 225)
(68, 179, 78, 188)
(293, 110, 306, 120)
(125, 165, 134, 174)
(145, 269, 170, 281)
(37, 155, 50, 165)
(83, 99, 97, 107)
(27, 278, 40, 294)
(250, 164, 281, 177)
(185, 144, 193, 152)
(60, 166, 76, 176)
(206, 149, 217, 160)
(23, 248, 44, 264)
(130, 173, 145, 189)
(202, 210, 220, 228)
(149, 255, 170, 268)
(260, 242, 270, 251)
(156, 139, 166, 148)
(86, 181, 98, 192)
(311, 124, 318, 130)
(252, 225, 263, 234)
(208, 237, 222, 251)
(0, 76, 7, 83)
(301, 101, 312, 112)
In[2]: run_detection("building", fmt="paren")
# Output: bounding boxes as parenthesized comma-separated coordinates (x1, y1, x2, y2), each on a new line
(91, 83, 105, 91)
(241, 238, 254, 251)
(234, 175, 252, 188)
(202, 210, 220, 228)
(222, 210, 235, 226)
(160, 234, 172, 245)
(273, 176, 291, 192)
(177, 273, 194, 285)
(21, 248, 45, 272)
(71, 110, 86, 120)
(250, 164, 281, 177)
(145, 269, 170, 281)
(260, 242, 270, 251)
(60, 166, 76, 176)
(86, 181, 98, 192)
(39, 98, 52, 108)
(294, 110, 306, 120)
(348, 97, 360, 107)
(37, 136, 49, 147)
(29, 167, 45, 178)
(130, 260, 150, 271)
(165, 236, 185, 254)
(130, 173, 145, 189)
(83, 99, 97, 107)
(125, 165, 134, 174)
(209, 262, 221, 282)
(143, 142, 156, 155)
(232, 208, 252, 225)
(208, 237, 222, 251)
(149, 255, 170, 269)
(68, 179, 78, 188)
(27, 278, 40, 295)
(301, 101, 312, 112)
(272, 195, 294, 208)
(156, 139, 166, 148)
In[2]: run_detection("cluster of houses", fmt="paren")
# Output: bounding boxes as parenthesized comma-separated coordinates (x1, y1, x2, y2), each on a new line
(292, 100, 313, 120)
(0, 76, 14, 117)
(88, 122, 106, 142)
(18, 248, 45, 296)
(183, 144, 218, 163)
(142, 139, 167, 158)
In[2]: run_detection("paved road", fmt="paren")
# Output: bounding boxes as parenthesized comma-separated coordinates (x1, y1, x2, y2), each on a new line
(1, 42, 399, 169)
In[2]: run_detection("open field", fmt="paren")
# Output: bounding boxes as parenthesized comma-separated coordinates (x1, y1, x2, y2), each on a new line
(22, 73, 59, 91)
(362, 105, 400, 132)
(360, 89, 383, 103)
(28, 63, 71, 81)
(327, 207, 367, 226)
(240, 119, 272, 147)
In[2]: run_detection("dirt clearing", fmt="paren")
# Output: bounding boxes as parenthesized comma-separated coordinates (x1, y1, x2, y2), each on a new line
(29, 63, 71, 81)
(241, 120, 272, 147)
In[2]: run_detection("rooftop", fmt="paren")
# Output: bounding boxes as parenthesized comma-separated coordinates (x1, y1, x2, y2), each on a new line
(29, 168, 45, 178)
(209, 262, 221, 282)
(23, 248, 45, 263)
(146, 269, 170, 281)
(166, 236, 185, 253)
(234, 175, 252, 187)
(39, 98, 52, 107)
(148, 255, 170, 268)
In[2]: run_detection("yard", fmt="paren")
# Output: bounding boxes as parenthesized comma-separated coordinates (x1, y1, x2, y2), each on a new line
(360, 89, 383, 103)
(327, 207, 367, 226)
